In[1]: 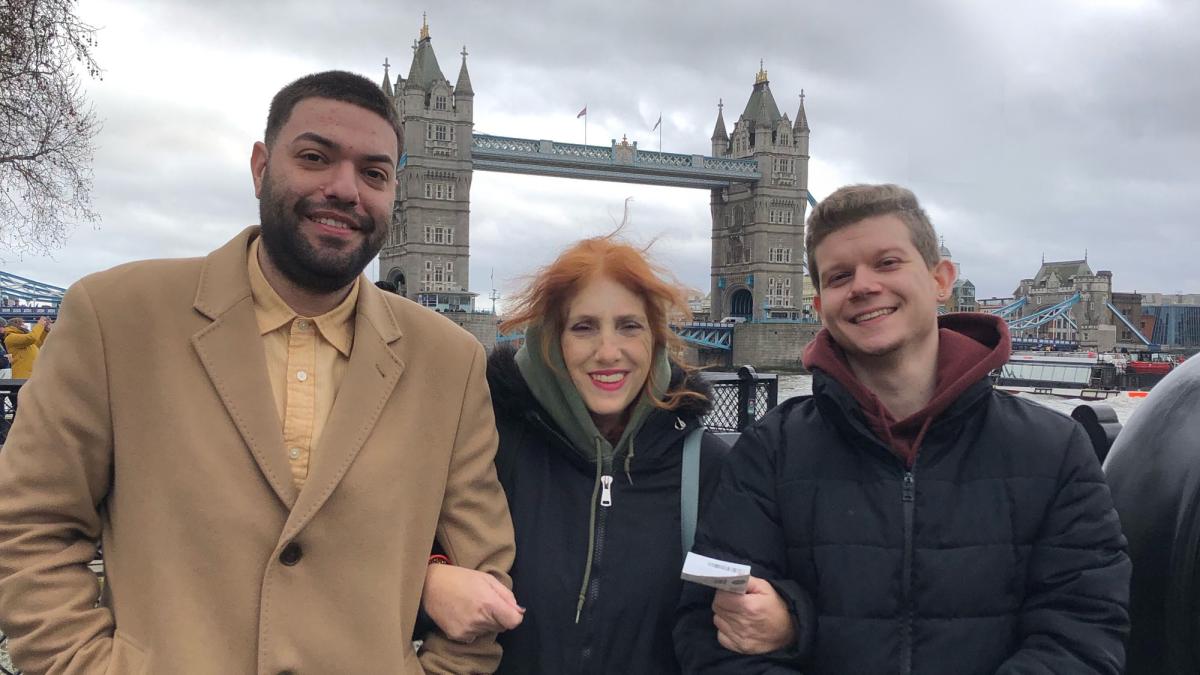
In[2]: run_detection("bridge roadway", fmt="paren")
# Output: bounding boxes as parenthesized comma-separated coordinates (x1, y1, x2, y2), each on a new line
(472, 133, 763, 191)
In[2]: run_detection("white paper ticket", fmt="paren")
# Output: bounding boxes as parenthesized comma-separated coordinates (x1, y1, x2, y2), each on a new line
(680, 552, 751, 594)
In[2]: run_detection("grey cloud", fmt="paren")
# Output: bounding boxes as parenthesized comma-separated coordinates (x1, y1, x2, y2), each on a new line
(7, 0, 1196, 305)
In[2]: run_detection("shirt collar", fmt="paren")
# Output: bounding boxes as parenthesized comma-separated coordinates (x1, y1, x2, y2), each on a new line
(247, 237, 359, 357)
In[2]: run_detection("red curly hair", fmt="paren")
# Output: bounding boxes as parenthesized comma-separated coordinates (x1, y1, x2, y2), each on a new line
(501, 235, 703, 410)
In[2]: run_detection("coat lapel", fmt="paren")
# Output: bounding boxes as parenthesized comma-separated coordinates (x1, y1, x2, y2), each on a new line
(281, 282, 405, 539)
(190, 227, 298, 509)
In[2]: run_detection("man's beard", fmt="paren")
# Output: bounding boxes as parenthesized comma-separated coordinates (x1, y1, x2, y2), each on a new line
(257, 169, 385, 294)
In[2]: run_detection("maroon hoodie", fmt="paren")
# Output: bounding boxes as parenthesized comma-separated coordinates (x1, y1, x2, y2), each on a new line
(801, 313, 1012, 468)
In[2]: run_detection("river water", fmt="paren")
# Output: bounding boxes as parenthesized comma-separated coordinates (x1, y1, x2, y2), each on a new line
(777, 374, 1146, 424)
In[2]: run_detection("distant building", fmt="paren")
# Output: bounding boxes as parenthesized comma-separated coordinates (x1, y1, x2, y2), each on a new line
(1143, 304, 1200, 347)
(976, 296, 1012, 312)
(687, 290, 711, 322)
(1140, 293, 1200, 306)
(1109, 292, 1146, 347)
(939, 241, 977, 312)
(800, 274, 816, 320)
(1012, 258, 1117, 350)
(1139, 292, 1199, 346)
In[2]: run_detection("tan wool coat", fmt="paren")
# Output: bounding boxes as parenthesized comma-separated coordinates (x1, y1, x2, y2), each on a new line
(0, 227, 515, 674)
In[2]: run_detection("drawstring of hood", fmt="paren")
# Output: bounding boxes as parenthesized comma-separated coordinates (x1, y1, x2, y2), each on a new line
(514, 321, 671, 623)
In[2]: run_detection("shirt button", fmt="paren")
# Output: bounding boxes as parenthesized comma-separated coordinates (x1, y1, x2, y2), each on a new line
(296, 319, 310, 330)
(296, 370, 308, 382)
(289, 447, 301, 459)
(279, 542, 302, 566)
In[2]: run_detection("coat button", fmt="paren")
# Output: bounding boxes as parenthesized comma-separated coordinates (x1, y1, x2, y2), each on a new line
(279, 542, 302, 566)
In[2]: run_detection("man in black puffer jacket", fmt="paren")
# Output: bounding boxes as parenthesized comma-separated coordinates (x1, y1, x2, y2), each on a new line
(675, 184, 1130, 674)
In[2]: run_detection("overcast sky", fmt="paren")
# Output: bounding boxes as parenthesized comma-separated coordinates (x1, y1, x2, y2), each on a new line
(5, 0, 1198, 305)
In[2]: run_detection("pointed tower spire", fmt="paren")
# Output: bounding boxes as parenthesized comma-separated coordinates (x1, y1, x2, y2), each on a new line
(711, 98, 728, 141)
(406, 15, 446, 91)
(455, 44, 474, 97)
(794, 89, 809, 132)
(380, 57, 393, 97)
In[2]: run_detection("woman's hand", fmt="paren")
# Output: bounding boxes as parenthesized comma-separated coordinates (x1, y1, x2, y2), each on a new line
(422, 563, 525, 643)
(711, 576, 796, 654)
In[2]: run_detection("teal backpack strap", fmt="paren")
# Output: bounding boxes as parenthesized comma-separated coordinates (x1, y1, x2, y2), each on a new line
(681, 426, 705, 555)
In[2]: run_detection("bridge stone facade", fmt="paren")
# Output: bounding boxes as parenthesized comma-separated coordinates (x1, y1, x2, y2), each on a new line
(377, 21, 815, 362)
(709, 67, 811, 322)
(378, 19, 476, 311)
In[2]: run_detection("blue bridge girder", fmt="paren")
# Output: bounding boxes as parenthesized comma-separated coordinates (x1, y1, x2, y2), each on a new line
(1007, 292, 1082, 332)
(1105, 301, 1156, 348)
(0, 271, 65, 306)
(673, 322, 733, 350)
(472, 134, 763, 190)
(989, 296, 1027, 318)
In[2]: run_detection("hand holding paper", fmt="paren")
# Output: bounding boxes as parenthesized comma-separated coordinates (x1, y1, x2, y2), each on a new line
(681, 552, 751, 594)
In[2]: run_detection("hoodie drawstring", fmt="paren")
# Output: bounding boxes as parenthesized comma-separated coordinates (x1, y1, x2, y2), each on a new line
(575, 435, 606, 623)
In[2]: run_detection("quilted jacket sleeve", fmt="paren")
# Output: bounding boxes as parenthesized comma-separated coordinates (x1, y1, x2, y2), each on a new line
(997, 423, 1131, 674)
(674, 416, 812, 674)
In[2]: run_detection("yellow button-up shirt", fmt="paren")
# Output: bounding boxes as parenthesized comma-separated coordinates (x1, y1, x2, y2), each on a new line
(247, 237, 358, 490)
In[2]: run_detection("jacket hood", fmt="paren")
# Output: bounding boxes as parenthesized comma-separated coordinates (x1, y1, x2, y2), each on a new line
(802, 312, 1011, 466)
(489, 343, 713, 420)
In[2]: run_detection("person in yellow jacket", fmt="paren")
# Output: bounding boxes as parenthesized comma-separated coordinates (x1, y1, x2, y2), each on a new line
(2, 316, 50, 379)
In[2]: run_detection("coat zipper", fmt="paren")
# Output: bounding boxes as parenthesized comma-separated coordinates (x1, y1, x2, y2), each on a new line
(900, 470, 916, 675)
(581, 459, 612, 669)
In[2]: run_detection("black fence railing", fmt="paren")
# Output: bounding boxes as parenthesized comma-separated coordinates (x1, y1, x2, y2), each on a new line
(699, 366, 779, 433)
(0, 379, 22, 447)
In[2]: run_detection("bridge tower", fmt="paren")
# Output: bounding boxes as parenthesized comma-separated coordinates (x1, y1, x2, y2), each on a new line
(378, 18, 476, 310)
(708, 65, 810, 321)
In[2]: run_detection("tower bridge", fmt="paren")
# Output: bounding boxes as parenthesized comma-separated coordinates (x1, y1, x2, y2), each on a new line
(377, 18, 812, 324)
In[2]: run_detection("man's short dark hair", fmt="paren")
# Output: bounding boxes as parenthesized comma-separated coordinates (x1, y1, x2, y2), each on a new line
(805, 183, 940, 292)
(264, 70, 404, 157)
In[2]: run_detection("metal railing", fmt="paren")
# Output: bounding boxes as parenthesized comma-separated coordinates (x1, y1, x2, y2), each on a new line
(699, 365, 779, 433)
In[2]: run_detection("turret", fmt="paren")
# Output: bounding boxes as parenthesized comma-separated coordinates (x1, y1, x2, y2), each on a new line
(454, 45, 474, 119)
(794, 90, 810, 155)
(710, 99, 729, 156)
(380, 57, 393, 97)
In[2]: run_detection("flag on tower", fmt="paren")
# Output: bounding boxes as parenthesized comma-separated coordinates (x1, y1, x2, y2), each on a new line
(577, 106, 587, 118)
(651, 113, 662, 131)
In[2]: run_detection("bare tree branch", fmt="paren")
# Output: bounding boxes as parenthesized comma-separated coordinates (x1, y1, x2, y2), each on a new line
(0, 0, 102, 258)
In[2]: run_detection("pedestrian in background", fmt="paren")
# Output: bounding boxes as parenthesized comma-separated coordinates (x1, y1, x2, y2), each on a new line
(2, 317, 49, 379)
(0, 318, 12, 380)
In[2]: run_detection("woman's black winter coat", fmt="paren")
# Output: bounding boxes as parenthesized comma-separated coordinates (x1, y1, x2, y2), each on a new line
(486, 346, 728, 675)
(675, 372, 1131, 674)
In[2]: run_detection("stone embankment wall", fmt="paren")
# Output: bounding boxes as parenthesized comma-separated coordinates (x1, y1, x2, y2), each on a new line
(443, 311, 500, 351)
(731, 322, 822, 371)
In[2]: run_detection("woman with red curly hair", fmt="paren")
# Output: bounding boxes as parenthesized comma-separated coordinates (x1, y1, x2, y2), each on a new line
(418, 234, 730, 673)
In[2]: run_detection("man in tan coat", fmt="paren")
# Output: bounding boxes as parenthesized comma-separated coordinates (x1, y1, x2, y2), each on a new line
(0, 70, 515, 674)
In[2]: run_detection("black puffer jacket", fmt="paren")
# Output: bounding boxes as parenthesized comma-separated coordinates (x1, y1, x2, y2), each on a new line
(487, 346, 729, 675)
(676, 373, 1131, 674)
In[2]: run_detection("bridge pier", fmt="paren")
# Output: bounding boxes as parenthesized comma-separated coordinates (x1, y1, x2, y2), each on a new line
(730, 322, 822, 371)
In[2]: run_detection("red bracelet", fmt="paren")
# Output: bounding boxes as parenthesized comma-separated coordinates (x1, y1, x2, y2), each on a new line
(428, 554, 451, 565)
